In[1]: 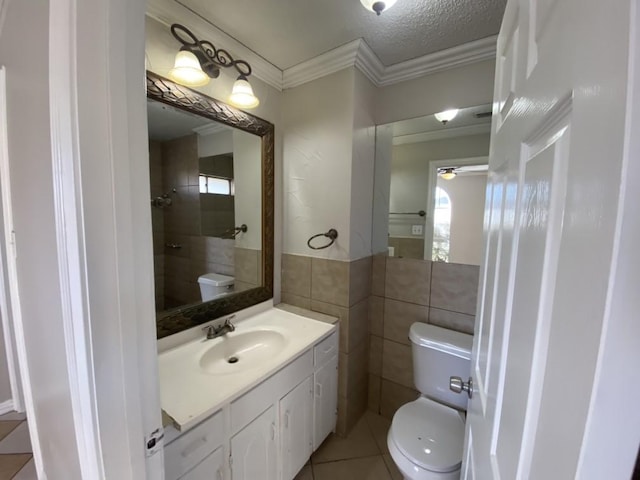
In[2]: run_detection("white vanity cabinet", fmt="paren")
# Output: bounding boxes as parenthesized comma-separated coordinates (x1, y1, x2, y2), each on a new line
(279, 377, 314, 480)
(230, 406, 278, 480)
(164, 328, 338, 480)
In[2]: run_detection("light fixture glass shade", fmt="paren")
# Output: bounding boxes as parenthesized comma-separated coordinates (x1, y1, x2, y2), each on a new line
(440, 168, 457, 180)
(360, 0, 398, 15)
(434, 109, 460, 124)
(168, 50, 210, 87)
(229, 76, 260, 109)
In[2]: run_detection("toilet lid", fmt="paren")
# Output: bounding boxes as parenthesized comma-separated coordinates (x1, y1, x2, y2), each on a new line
(390, 397, 465, 473)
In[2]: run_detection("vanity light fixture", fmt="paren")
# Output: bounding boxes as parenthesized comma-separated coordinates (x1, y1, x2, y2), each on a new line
(434, 109, 459, 125)
(168, 24, 260, 109)
(360, 0, 398, 15)
(439, 168, 457, 180)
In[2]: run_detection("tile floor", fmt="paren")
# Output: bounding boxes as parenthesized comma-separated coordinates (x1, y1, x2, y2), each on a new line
(0, 411, 34, 479)
(295, 411, 403, 480)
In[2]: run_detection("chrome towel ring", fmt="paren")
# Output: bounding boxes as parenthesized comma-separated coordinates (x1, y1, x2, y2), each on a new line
(307, 229, 338, 250)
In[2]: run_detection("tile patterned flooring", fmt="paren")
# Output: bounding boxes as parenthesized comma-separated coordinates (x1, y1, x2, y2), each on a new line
(0, 412, 34, 479)
(295, 411, 403, 480)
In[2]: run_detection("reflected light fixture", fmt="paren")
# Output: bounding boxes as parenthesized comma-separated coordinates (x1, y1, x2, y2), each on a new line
(434, 109, 459, 125)
(360, 0, 398, 15)
(168, 24, 260, 109)
(439, 168, 457, 180)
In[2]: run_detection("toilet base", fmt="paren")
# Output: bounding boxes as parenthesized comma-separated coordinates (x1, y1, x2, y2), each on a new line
(387, 430, 461, 480)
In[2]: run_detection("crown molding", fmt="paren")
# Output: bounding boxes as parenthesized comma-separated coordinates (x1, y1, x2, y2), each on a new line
(282, 35, 497, 89)
(393, 123, 491, 145)
(378, 35, 498, 86)
(282, 39, 363, 89)
(146, 0, 283, 91)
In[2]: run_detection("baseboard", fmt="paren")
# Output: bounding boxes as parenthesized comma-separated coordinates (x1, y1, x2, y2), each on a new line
(0, 399, 14, 415)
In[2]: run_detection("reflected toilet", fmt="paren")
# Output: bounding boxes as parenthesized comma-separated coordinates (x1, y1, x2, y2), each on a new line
(197, 273, 234, 301)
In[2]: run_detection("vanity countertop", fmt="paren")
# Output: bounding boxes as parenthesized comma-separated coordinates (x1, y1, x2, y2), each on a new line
(159, 307, 336, 432)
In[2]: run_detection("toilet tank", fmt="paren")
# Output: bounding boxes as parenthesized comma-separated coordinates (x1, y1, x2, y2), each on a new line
(409, 323, 473, 411)
(197, 273, 234, 301)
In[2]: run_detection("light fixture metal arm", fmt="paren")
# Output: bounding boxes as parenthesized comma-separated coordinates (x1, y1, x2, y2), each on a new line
(170, 24, 252, 79)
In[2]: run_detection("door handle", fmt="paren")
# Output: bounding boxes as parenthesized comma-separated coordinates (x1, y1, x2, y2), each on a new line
(450, 376, 473, 399)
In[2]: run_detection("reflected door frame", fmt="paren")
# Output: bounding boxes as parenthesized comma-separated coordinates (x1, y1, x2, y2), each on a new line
(424, 156, 488, 261)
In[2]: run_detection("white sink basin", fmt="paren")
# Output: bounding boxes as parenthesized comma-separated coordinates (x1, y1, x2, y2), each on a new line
(199, 329, 288, 375)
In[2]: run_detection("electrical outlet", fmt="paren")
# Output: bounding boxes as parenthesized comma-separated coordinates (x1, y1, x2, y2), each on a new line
(411, 225, 423, 235)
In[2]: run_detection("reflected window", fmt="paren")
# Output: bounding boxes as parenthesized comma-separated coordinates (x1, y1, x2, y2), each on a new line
(433, 187, 451, 262)
(199, 174, 233, 195)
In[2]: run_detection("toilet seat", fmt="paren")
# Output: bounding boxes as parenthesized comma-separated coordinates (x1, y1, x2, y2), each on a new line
(388, 397, 465, 475)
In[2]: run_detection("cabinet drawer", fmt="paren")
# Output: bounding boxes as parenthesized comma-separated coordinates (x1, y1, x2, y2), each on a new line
(180, 446, 224, 480)
(314, 331, 338, 367)
(231, 349, 313, 434)
(165, 410, 224, 480)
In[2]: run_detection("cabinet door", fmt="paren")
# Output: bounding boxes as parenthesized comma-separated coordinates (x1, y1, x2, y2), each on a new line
(313, 355, 338, 450)
(280, 377, 313, 480)
(230, 406, 277, 480)
(181, 446, 225, 480)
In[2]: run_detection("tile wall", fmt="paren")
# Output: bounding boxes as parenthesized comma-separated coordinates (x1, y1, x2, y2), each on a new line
(368, 254, 479, 418)
(387, 237, 424, 259)
(280, 254, 372, 435)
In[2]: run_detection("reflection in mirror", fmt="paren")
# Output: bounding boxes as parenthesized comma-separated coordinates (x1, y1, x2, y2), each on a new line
(383, 104, 491, 265)
(147, 99, 262, 314)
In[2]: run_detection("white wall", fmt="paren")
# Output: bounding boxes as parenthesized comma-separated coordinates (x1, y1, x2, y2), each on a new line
(282, 69, 355, 260)
(349, 69, 377, 260)
(371, 124, 393, 255)
(233, 130, 262, 251)
(438, 174, 486, 265)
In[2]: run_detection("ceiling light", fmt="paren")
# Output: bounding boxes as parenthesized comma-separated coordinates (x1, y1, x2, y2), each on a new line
(360, 0, 398, 16)
(435, 109, 459, 125)
(229, 75, 260, 109)
(167, 24, 260, 109)
(439, 168, 457, 180)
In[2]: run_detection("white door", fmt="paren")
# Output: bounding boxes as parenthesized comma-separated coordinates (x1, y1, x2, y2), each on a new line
(231, 406, 278, 480)
(463, 0, 639, 478)
(313, 355, 338, 450)
(280, 377, 313, 480)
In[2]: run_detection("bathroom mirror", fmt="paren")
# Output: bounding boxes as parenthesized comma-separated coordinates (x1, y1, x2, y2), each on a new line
(146, 71, 274, 338)
(377, 104, 491, 265)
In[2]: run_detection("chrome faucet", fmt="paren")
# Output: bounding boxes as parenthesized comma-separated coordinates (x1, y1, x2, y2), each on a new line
(203, 315, 236, 340)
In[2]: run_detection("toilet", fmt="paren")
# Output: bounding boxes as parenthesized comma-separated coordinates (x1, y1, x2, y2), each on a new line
(387, 322, 473, 480)
(197, 273, 234, 301)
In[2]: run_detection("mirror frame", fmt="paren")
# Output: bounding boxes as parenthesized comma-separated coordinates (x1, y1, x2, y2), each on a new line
(147, 71, 274, 339)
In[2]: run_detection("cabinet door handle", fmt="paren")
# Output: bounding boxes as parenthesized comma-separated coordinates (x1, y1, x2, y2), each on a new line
(284, 411, 290, 429)
(180, 436, 207, 457)
(270, 422, 276, 440)
(316, 383, 322, 397)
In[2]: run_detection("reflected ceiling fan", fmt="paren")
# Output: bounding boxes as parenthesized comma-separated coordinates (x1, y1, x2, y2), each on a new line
(438, 164, 488, 180)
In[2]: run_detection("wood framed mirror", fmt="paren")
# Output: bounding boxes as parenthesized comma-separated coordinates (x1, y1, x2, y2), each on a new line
(146, 71, 274, 339)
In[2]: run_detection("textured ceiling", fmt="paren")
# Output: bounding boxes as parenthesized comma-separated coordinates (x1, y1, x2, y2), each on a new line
(178, 0, 506, 70)
(392, 103, 492, 137)
(147, 100, 211, 141)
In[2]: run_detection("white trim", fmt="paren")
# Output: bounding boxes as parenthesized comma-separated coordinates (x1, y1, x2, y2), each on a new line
(48, 1, 104, 478)
(146, 0, 283, 91)
(393, 123, 492, 145)
(0, 66, 43, 473)
(0, 399, 12, 415)
(0, 67, 23, 413)
(283, 35, 498, 89)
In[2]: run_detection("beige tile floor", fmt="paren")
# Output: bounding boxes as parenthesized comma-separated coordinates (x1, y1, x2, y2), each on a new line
(0, 411, 34, 480)
(295, 411, 403, 480)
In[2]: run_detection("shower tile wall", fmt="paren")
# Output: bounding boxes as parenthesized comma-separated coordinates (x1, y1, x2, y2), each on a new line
(149, 135, 235, 310)
(281, 254, 372, 436)
(368, 254, 479, 418)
